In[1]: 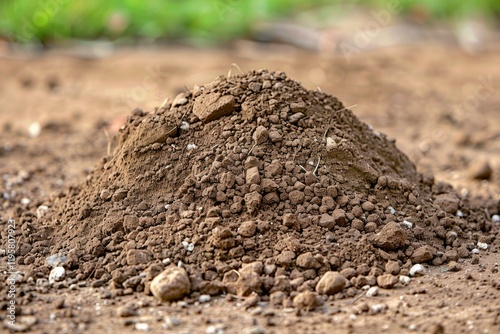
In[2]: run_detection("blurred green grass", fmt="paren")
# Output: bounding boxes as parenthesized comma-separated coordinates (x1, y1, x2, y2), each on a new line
(0, 0, 498, 43)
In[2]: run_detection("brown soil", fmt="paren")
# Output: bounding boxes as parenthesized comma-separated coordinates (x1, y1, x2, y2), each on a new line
(0, 45, 499, 334)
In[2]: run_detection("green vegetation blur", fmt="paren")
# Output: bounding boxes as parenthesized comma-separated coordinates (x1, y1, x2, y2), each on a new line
(0, 0, 498, 43)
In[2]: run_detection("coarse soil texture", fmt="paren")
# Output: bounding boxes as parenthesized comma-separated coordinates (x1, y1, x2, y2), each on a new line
(12, 69, 498, 305)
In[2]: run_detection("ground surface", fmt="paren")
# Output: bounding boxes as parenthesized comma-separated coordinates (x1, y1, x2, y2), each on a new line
(0, 44, 499, 334)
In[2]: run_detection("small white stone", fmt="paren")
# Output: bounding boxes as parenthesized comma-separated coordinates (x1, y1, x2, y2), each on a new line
(477, 242, 488, 250)
(409, 264, 425, 277)
(402, 220, 413, 229)
(366, 286, 378, 297)
(180, 121, 190, 131)
(388, 206, 396, 215)
(20, 197, 31, 205)
(28, 122, 41, 138)
(371, 304, 386, 314)
(492, 214, 500, 223)
(49, 266, 65, 284)
(199, 294, 211, 303)
(186, 144, 197, 151)
(456, 210, 464, 217)
(162, 258, 171, 265)
(326, 137, 338, 151)
(135, 323, 149, 331)
(399, 275, 411, 285)
(471, 248, 480, 254)
(36, 205, 49, 219)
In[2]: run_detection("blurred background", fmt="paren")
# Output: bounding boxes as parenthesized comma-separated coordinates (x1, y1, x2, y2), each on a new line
(1, 0, 500, 53)
(0, 0, 499, 199)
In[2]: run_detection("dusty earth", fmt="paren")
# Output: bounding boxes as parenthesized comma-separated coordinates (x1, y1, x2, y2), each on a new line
(0, 43, 499, 334)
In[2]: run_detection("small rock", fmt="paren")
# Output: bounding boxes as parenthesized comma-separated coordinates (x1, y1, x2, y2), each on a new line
(376, 274, 398, 289)
(193, 92, 235, 123)
(315, 271, 347, 295)
(447, 261, 461, 272)
(246, 167, 260, 185)
(252, 126, 269, 144)
(173, 92, 188, 106)
(492, 214, 500, 223)
(238, 221, 257, 237)
(411, 246, 434, 263)
(293, 290, 320, 310)
(135, 323, 149, 332)
(433, 194, 459, 214)
(150, 267, 191, 302)
(477, 242, 488, 250)
(399, 275, 411, 285)
(49, 267, 65, 284)
(409, 264, 425, 277)
(241, 293, 260, 309)
(331, 209, 347, 227)
(288, 112, 304, 124)
(289, 190, 305, 205)
(385, 260, 400, 275)
(117, 306, 138, 317)
(126, 249, 153, 265)
(374, 221, 407, 250)
(366, 286, 379, 297)
(199, 294, 211, 303)
(326, 137, 337, 151)
(467, 160, 492, 180)
(296, 252, 321, 269)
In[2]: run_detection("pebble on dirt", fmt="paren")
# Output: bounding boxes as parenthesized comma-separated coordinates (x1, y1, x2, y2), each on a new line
(409, 264, 426, 277)
(150, 266, 191, 302)
(315, 271, 347, 295)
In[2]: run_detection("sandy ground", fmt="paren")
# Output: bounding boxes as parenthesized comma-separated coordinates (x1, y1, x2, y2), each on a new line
(0, 44, 499, 333)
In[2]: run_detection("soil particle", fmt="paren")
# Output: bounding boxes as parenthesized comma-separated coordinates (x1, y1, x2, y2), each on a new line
(193, 92, 235, 123)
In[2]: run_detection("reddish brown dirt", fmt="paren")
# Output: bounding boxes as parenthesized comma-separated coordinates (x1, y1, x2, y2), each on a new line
(0, 45, 499, 334)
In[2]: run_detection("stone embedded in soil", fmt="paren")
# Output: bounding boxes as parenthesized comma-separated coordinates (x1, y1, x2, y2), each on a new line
(315, 271, 347, 295)
(150, 267, 191, 302)
(374, 221, 407, 250)
(296, 252, 322, 269)
(193, 92, 235, 123)
(376, 274, 399, 289)
(411, 246, 434, 263)
(126, 249, 153, 265)
(433, 194, 459, 214)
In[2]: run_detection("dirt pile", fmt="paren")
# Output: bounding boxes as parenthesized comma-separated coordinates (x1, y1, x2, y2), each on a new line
(20, 70, 498, 302)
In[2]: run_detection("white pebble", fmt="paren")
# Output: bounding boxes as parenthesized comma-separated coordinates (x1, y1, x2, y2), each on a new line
(180, 121, 190, 131)
(199, 294, 211, 303)
(399, 275, 411, 285)
(366, 286, 378, 297)
(49, 266, 65, 284)
(181, 241, 194, 252)
(409, 264, 425, 277)
(371, 304, 386, 314)
(135, 323, 149, 331)
(36, 205, 49, 219)
(20, 197, 31, 205)
(456, 210, 464, 217)
(471, 248, 480, 254)
(477, 242, 488, 250)
(492, 214, 500, 223)
(402, 220, 413, 229)
(388, 206, 396, 215)
(162, 258, 171, 265)
(186, 143, 197, 151)
(28, 122, 41, 138)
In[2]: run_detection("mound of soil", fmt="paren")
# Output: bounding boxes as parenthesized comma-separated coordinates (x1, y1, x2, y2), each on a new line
(21, 70, 497, 300)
